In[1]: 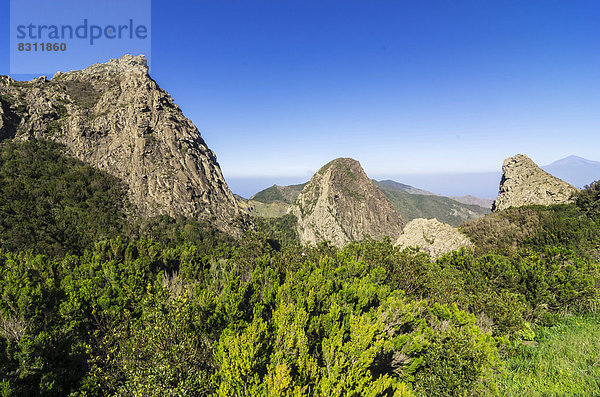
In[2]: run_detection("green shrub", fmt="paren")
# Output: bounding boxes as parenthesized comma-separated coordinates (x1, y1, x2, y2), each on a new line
(0, 139, 129, 256)
(576, 180, 600, 219)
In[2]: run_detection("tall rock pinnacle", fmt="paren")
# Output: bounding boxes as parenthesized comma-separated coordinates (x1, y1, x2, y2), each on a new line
(491, 154, 578, 212)
(290, 158, 405, 247)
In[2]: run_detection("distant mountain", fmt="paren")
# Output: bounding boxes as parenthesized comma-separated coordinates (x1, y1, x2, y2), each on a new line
(450, 195, 494, 209)
(373, 172, 501, 200)
(237, 183, 306, 218)
(374, 181, 490, 227)
(251, 183, 307, 204)
(542, 155, 600, 188)
(375, 179, 436, 196)
(377, 180, 494, 210)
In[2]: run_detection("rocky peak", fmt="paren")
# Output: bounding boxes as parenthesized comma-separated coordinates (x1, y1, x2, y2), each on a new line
(55, 54, 149, 79)
(491, 154, 578, 212)
(0, 55, 246, 236)
(290, 157, 405, 247)
(395, 218, 473, 260)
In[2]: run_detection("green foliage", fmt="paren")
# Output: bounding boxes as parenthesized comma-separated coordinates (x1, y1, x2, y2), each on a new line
(0, 139, 129, 257)
(501, 312, 600, 396)
(253, 214, 300, 249)
(113, 289, 215, 396)
(212, 249, 500, 397)
(576, 180, 600, 219)
(0, 139, 236, 258)
(0, 251, 87, 396)
(462, 204, 600, 259)
(133, 214, 235, 250)
(0, 237, 516, 396)
(0, 139, 598, 396)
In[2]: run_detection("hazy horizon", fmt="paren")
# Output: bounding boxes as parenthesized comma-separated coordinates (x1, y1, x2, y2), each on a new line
(226, 153, 600, 199)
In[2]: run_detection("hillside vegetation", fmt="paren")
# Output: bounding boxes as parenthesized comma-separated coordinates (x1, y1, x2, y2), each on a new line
(251, 183, 307, 204)
(0, 140, 129, 256)
(375, 181, 490, 227)
(0, 139, 599, 396)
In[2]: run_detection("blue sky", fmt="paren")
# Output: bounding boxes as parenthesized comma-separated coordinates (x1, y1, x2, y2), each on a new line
(1, 1, 599, 197)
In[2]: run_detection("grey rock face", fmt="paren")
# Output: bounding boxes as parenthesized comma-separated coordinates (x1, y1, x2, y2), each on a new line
(395, 218, 473, 260)
(0, 55, 246, 236)
(290, 158, 405, 247)
(491, 154, 579, 212)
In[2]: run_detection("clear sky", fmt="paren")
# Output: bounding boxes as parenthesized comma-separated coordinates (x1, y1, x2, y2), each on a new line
(1, 0, 599, 196)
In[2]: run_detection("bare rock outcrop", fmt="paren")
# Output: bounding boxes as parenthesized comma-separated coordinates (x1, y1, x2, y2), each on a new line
(395, 218, 473, 259)
(491, 154, 578, 212)
(0, 55, 246, 236)
(290, 158, 405, 247)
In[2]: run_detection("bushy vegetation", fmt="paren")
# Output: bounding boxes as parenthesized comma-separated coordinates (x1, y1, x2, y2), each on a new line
(576, 181, 600, 219)
(501, 312, 600, 396)
(0, 140, 238, 257)
(0, 234, 597, 396)
(461, 204, 600, 259)
(0, 140, 129, 257)
(0, 139, 599, 396)
(0, 238, 498, 396)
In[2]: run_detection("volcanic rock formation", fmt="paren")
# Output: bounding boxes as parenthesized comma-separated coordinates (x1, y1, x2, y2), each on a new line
(491, 154, 578, 212)
(290, 158, 405, 247)
(395, 218, 473, 260)
(0, 55, 246, 235)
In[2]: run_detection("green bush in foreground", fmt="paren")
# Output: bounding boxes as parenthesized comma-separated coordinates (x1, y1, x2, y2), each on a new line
(0, 238, 510, 396)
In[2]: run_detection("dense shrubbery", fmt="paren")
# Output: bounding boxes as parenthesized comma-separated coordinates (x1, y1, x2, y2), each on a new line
(0, 238, 501, 396)
(0, 140, 237, 257)
(0, 234, 597, 396)
(576, 181, 600, 219)
(0, 139, 598, 395)
(461, 203, 600, 259)
(0, 140, 129, 257)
